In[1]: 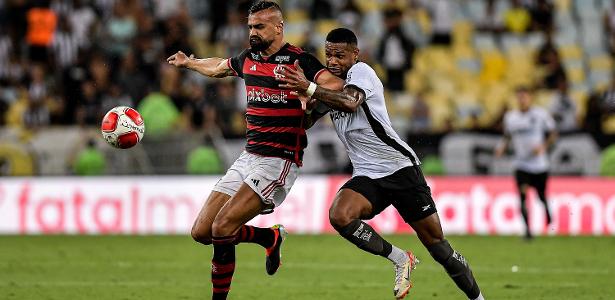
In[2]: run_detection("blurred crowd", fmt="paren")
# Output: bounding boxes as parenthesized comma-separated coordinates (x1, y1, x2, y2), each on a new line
(1, 0, 615, 146)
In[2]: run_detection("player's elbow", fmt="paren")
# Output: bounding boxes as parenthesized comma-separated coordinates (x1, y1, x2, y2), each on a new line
(340, 96, 360, 113)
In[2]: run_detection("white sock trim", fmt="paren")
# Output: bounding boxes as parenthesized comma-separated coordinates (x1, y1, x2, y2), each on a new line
(387, 245, 409, 266)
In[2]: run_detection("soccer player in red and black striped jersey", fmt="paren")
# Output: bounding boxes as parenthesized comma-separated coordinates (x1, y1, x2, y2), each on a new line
(167, 1, 343, 299)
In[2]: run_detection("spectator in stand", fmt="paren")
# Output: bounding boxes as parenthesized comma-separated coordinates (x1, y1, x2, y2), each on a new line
(310, 0, 333, 20)
(0, 26, 13, 81)
(103, 1, 137, 57)
(216, 8, 249, 57)
(181, 80, 208, 131)
(549, 78, 577, 133)
(101, 83, 133, 113)
(536, 31, 566, 89)
(428, 0, 453, 45)
(24, 64, 52, 129)
(69, 0, 97, 48)
(530, 0, 554, 33)
(410, 90, 431, 133)
(204, 79, 243, 138)
(376, 7, 415, 92)
(116, 50, 148, 104)
(337, 0, 363, 34)
(477, 0, 504, 34)
(26, 0, 57, 66)
(51, 15, 80, 69)
(75, 80, 101, 126)
(504, 0, 531, 34)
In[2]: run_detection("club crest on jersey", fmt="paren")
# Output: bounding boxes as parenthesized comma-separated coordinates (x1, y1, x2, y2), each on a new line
(275, 55, 290, 63)
(273, 64, 285, 79)
(247, 87, 288, 104)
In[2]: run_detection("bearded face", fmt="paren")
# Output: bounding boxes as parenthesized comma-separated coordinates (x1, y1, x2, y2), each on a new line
(250, 35, 274, 52)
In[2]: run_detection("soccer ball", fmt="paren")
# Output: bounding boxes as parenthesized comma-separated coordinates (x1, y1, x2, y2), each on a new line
(101, 106, 145, 149)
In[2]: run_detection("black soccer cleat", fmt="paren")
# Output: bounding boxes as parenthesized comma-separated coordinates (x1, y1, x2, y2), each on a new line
(265, 224, 287, 275)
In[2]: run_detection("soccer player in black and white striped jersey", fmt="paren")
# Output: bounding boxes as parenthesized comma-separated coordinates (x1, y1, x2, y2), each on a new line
(278, 28, 484, 300)
(52, 17, 80, 69)
(495, 87, 557, 240)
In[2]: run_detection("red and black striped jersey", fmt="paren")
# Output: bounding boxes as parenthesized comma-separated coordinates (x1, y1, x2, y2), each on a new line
(228, 43, 326, 166)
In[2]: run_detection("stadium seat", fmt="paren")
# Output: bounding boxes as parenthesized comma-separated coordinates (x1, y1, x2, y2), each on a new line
(558, 44, 583, 61)
(479, 50, 507, 83)
(426, 92, 454, 132)
(474, 33, 498, 53)
(285, 10, 308, 23)
(589, 55, 613, 72)
(452, 21, 474, 47)
(315, 20, 341, 35)
(554, 0, 572, 12)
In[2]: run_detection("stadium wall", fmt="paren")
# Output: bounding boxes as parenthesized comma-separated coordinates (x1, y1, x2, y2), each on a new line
(1, 176, 614, 236)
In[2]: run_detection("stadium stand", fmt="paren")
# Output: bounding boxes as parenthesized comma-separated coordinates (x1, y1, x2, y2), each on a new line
(0, 0, 613, 175)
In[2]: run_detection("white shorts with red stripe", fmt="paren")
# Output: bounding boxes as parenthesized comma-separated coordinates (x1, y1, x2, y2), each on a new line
(212, 151, 299, 211)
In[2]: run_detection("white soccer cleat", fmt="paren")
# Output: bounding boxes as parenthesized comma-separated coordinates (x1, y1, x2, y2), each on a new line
(393, 251, 419, 300)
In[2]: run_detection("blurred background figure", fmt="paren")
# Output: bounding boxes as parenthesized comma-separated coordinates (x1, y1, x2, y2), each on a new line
(377, 7, 415, 92)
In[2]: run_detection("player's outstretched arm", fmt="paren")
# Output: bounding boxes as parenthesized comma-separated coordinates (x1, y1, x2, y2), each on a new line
(494, 134, 511, 158)
(167, 51, 234, 78)
(278, 61, 362, 113)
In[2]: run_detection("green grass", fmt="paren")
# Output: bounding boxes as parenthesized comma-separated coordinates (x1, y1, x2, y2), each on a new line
(0, 235, 614, 300)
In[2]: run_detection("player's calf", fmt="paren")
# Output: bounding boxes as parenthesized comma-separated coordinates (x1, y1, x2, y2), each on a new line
(427, 240, 482, 300)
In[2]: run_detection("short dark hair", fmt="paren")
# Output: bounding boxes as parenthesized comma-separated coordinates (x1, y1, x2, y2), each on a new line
(326, 28, 358, 46)
(515, 86, 531, 94)
(249, 1, 282, 15)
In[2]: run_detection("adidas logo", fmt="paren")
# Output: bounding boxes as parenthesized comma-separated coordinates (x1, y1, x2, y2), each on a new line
(251, 179, 260, 186)
(250, 64, 257, 71)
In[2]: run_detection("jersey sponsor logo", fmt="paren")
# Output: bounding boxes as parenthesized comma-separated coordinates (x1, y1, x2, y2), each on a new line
(247, 87, 289, 104)
(330, 110, 350, 121)
(275, 55, 290, 63)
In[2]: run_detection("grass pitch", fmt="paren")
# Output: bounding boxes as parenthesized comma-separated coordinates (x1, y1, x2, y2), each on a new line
(0, 235, 613, 300)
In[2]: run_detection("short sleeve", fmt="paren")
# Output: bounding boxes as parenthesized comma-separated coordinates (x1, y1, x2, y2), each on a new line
(298, 52, 326, 82)
(344, 63, 375, 99)
(229, 49, 250, 78)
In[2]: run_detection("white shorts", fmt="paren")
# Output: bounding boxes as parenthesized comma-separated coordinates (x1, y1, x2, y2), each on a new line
(212, 151, 299, 211)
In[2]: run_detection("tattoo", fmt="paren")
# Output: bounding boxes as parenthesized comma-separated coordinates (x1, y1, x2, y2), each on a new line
(312, 85, 365, 113)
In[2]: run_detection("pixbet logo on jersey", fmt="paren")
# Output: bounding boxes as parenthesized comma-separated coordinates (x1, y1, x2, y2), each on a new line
(247, 87, 288, 104)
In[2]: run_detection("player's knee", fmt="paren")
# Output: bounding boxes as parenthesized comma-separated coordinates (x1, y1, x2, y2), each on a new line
(329, 207, 353, 230)
(211, 216, 234, 237)
(191, 225, 212, 245)
(426, 239, 454, 264)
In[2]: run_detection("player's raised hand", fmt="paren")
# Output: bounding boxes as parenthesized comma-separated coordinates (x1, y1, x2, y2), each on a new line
(277, 60, 310, 92)
(167, 51, 193, 68)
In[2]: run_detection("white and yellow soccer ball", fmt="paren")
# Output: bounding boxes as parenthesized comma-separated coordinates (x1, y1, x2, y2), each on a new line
(100, 106, 145, 149)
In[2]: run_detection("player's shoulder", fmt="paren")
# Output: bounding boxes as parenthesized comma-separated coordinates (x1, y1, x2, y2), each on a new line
(347, 62, 378, 81)
(531, 106, 550, 118)
(348, 62, 376, 75)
